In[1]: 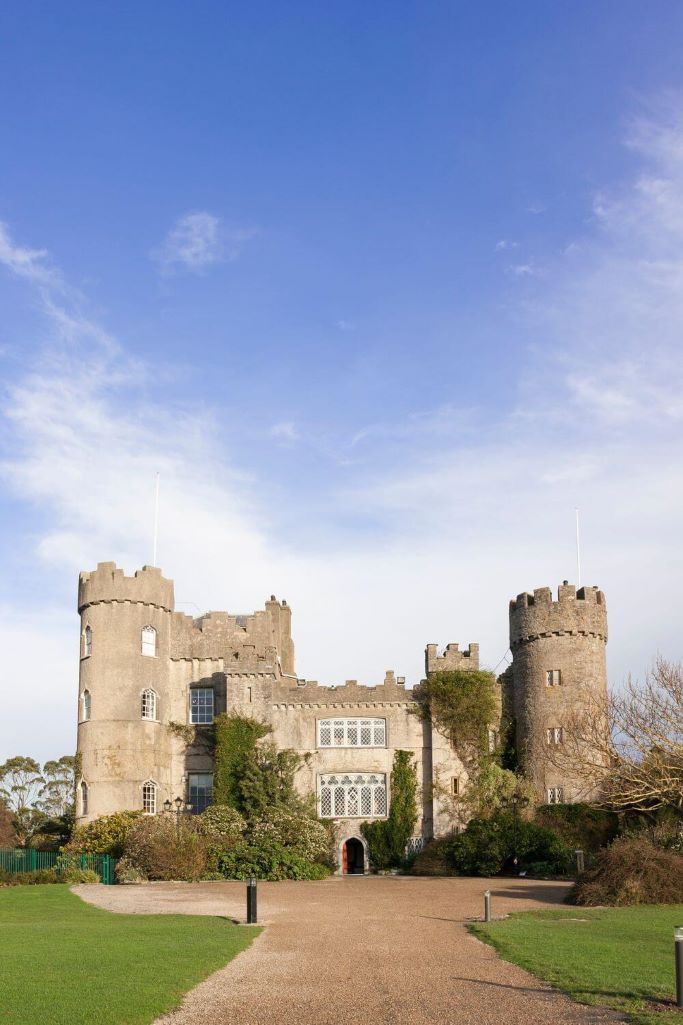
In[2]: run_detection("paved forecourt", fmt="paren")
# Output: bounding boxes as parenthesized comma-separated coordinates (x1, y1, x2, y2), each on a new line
(75, 875, 623, 1025)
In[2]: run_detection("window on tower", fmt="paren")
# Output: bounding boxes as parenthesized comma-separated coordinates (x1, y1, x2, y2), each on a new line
(82, 690, 91, 721)
(83, 625, 92, 658)
(80, 780, 89, 816)
(546, 669, 562, 687)
(546, 786, 564, 804)
(142, 780, 157, 814)
(546, 726, 564, 745)
(141, 626, 157, 657)
(141, 688, 158, 721)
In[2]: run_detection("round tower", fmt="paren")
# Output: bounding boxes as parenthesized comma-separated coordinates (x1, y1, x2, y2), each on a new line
(508, 582, 608, 804)
(76, 562, 175, 822)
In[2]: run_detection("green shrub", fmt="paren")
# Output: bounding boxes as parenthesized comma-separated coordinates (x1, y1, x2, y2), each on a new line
(571, 835, 683, 906)
(449, 819, 508, 876)
(218, 836, 332, 881)
(249, 808, 331, 863)
(115, 857, 147, 884)
(410, 836, 458, 876)
(123, 815, 208, 881)
(213, 714, 271, 809)
(361, 751, 418, 870)
(65, 811, 142, 856)
(200, 804, 247, 871)
(441, 814, 574, 877)
(534, 803, 619, 852)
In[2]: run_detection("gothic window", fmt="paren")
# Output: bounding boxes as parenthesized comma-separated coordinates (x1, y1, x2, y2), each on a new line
(546, 726, 564, 745)
(188, 773, 214, 814)
(80, 780, 88, 816)
(82, 690, 91, 721)
(141, 688, 157, 721)
(83, 625, 92, 658)
(317, 718, 387, 748)
(190, 687, 214, 724)
(546, 669, 562, 687)
(318, 773, 387, 819)
(142, 780, 157, 814)
(141, 626, 157, 657)
(546, 786, 564, 804)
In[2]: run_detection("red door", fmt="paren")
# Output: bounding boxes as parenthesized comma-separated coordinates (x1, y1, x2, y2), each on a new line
(342, 841, 348, 874)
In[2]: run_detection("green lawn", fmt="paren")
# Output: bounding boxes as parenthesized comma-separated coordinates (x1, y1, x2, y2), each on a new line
(0, 885, 260, 1025)
(470, 905, 683, 1025)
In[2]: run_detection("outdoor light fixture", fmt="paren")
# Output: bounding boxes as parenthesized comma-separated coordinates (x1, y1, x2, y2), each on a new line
(163, 799, 172, 813)
(175, 796, 183, 811)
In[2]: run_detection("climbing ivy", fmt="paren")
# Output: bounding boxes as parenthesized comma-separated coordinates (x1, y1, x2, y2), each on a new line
(213, 713, 271, 811)
(361, 750, 418, 869)
(413, 670, 499, 768)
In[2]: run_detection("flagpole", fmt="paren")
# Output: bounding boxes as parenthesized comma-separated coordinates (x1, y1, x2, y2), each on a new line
(152, 473, 160, 567)
(575, 507, 581, 588)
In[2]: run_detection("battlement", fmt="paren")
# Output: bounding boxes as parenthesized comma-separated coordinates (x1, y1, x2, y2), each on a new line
(78, 562, 174, 612)
(272, 669, 413, 705)
(425, 642, 480, 677)
(509, 582, 607, 647)
(170, 597, 294, 672)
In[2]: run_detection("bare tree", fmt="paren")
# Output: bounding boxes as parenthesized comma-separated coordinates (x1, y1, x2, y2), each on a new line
(547, 657, 683, 815)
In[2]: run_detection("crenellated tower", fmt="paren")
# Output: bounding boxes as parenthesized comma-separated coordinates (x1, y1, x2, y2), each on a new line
(77, 563, 176, 821)
(507, 582, 608, 803)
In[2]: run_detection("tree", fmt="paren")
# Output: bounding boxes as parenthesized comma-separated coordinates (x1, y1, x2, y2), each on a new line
(547, 657, 683, 817)
(37, 756, 77, 819)
(0, 757, 44, 845)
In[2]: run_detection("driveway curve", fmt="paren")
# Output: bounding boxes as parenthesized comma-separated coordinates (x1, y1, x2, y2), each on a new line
(75, 876, 621, 1025)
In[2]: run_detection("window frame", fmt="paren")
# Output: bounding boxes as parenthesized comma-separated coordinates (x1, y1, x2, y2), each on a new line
(546, 786, 564, 804)
(318, 772, 387, 819)
(142, 780, 158, 815)
(141, 688, 158, 721)
(188, 772, 214, 815)
(546, 726, 564, 746)
(141, 625, 157, 658)
(80, 780, 89, 816)
(83, 624, 92, 658)
(546, 669, 562, 687)
(317, 717, 387, 749)
(82, 689, 91, 721)
(189, 687, 215, 725)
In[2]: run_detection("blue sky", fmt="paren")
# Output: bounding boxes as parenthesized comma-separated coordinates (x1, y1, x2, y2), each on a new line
(1, 3, 683, 760)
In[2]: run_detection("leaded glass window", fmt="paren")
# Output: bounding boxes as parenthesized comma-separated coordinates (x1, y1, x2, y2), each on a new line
(546, 786, 564, 804)
(142, 780, 157, 814)
(190, 687, 214, 724)
(317, 718, 387, 748)
(318, 773, 387, 818)
(141, 688, 157, 721)
(188, 773, 213, 814)
(141, 626, 157, 657)
(82, 690, 91, 721)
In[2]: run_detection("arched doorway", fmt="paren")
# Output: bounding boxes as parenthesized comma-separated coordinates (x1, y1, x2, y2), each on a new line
(342, 837, 365, 875)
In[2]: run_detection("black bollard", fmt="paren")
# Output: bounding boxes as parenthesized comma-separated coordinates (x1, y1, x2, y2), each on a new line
(676, 925, 683, 1009)
(246, 878, 258, 924)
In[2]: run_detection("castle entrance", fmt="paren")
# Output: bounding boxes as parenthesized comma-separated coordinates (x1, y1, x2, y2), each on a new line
(343, 837, 365, 875)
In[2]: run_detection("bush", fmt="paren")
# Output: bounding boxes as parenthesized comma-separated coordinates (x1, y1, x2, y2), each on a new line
(0, 866, 99, 885)
(534, 804, 619, 853)
(410, 836, 458, 876)
(115, 857, 147, 884)
(218, 836, 332, 881)
(65, 811, 142, 856)
(123, 816, 208, 881)
(361, 751, 418, 870)
(571, 835, 683, 906)
(422, 814, 574, 877)
(200, 804, 247, 871)
(249, 808, 331, 863)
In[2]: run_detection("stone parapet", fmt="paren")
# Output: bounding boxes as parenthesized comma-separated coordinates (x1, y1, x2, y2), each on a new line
(509, 584, 607, 648)
(78, 562, 174, 612)
(271, 670, 414, 706)
(424, 642, 479, 677)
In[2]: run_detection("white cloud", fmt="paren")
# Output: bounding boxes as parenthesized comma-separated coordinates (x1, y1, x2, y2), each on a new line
(495, 239, 518, 251)
(270, 421, 300, 444)
(152, 211, 258, 273)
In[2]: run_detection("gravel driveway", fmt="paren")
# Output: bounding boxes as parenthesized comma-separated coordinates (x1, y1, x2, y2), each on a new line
(74, 876, 621, 1025)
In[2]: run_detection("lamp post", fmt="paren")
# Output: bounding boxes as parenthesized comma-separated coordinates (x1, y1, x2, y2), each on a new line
(500, 791, 529, 870)
(675, 924, 683, 1010)
(163, 795, 192, 838)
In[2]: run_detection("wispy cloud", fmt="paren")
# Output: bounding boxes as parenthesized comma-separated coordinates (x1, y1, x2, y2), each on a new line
(151, 211, 258, 273)
(270, 421, 300, 445)
(495, 239, 518, 251)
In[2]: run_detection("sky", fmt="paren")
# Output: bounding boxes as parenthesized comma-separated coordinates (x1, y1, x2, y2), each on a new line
(1, 2, 682, 762)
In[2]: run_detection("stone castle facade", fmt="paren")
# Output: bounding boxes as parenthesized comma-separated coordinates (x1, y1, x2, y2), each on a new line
(76, 562, 608, 872)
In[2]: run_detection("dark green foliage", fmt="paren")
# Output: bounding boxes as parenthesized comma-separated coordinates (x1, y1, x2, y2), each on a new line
(66, 811, 142, 856)
(499, 715, 520, 771)
(361, 751, 418, 870)
(534, 803, 619, 852)
(414, 814, 573, 877)
(236, 743, 304, 819)
(217, 836, 332, 880)
(413, 671, 498, 765)
(213, 714, 271, 810)
(410, 835, 458, 876)
(571, 835, 683, 906)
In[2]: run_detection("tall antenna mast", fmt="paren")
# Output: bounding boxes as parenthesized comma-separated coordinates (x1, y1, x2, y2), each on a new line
(575, 507, 581, 588)
(152, 473, 160, 566)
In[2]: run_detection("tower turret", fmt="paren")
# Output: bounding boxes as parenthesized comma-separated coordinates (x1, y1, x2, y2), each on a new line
(508, 583, 608, 803)
(76, 563, 176, 821)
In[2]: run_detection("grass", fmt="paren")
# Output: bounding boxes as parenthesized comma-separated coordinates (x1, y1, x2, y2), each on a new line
(470, 904, 683, 1025)
(0, 885, 260, 1025)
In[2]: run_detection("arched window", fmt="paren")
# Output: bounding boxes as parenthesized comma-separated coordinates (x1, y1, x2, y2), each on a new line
(83, 625, 92, 657)
(142, 780, 157, 814)
(141, 688, 157, 721)
(141, 626, 156, 657)
(82, 690, 91, 721)
(80, 781, 89, 816)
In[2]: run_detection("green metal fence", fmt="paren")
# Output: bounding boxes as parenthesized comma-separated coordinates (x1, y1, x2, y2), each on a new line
(0, 849, 118, 884)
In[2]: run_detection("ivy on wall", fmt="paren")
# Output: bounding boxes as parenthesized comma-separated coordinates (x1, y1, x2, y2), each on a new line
(213, 713, 271, 810)
(413, 669, 499, 768)
(361, 750, 418, 869)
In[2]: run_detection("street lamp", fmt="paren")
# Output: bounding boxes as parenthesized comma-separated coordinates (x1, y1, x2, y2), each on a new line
(500, 791, 529, 870)
(163, 795, 192, 837)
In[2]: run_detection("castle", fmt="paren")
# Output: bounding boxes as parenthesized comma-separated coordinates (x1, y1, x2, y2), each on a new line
(76, 562, 608, 873)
